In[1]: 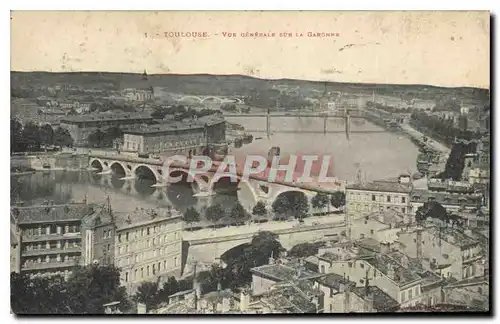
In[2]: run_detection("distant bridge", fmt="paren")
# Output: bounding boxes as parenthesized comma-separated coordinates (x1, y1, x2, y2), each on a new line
(222, 112, 365, 118)
(176, 95, 244, 104)
(243, 129, 388, 134)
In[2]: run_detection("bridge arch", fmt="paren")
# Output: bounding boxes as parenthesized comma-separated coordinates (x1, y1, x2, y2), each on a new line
(178, 96, 203, 104)
(90, 159, 104, 172)
(200, 96, 224, 104)
(167, 168, 202, 192)
(237, 180, 259, 212)
(110, 162, 127, 177)
(133, 164, 160, 182)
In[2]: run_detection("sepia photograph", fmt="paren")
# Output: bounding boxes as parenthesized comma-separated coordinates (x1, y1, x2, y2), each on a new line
(9, 10, 491, 315)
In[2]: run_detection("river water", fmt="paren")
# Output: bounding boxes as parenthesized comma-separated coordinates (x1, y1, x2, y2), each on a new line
(11, 117, 419, 214)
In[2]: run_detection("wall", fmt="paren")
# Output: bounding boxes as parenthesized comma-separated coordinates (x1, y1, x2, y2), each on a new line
(444, 283, 489, 310)
(251, 274, 278, 295)
(346, 189, 410, 220)
(11, 154, 89, 171)
(115, 217, 184, 290)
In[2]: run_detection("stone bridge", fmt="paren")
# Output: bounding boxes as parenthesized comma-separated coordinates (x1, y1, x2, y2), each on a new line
(183, 220, 345, 265)
(88, 153, 346, 213)
(175, 95, 244, 104)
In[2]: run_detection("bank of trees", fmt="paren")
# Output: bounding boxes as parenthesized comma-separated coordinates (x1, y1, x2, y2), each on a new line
(11, 265, 130, 314)
(151, 105, 218, 121)
(10, 118, 74, 153)
(87, 126, 123, 148)
(436, 141, 478, 181)
(135, 276, 192, 310)
(204, 202, 250, 225)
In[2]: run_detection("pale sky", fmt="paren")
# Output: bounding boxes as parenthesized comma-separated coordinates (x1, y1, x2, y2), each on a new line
(11, 11, 490, 88)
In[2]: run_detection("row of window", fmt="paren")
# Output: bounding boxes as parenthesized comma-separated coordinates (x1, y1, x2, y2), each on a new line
(23, 254, 79, 267)
(348, 192, 407, 204)
(123, 257, 179, 283)
(351, 203, 406, 214)
(118, 226, 179, 243)
(24, 240, 80, 252)
(401, 285, 421, 302)
(116, 233, 180, 255)
(118, 243, 181, 266)
(24, 225, 80, 237)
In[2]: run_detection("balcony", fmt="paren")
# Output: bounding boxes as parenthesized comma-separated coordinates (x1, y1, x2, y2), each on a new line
(22, 232, 81, 243)
(21, 246, 81, 257)
(22, 260, 79, 271)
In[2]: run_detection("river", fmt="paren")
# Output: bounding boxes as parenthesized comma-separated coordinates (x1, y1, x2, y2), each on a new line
(10, 117, 419, 214)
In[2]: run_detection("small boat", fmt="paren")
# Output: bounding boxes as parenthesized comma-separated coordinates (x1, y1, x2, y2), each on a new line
(255, 137, 263, 140)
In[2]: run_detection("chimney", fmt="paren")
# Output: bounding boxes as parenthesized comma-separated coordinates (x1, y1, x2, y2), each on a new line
(240, 289, 250, 312)
(222, 295, 231, 313)
(137, 302, 146, 314)
(416, 229, 423, 260)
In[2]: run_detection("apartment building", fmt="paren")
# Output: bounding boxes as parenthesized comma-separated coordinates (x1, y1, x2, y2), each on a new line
(397, 226, 483, 280)
(409, 189, 483, 216)
(81, 202, 116, 266)
(114, 207, 184, 293)
(10, 203, 94, 278)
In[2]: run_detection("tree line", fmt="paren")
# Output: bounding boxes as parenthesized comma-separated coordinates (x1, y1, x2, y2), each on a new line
(11, 118, 74, 153)
(151, 105, 219, 121)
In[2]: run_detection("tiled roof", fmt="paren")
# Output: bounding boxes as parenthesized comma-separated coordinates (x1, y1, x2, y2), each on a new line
(250, 263, 320, 282)
(60, 112, 152, 123)
(346, 180, 412, 193)
(315, 273, 355, 290)
(410, 189, 482, 206)
(351, 286, 400, 311)
(11, 203, 93, 224)
(123, 115, 225, 135)
(426, 227, 478, 248)
(261, 284, 317, 313)
(364, 254, 421, 286)
(114, 207, 182, 230)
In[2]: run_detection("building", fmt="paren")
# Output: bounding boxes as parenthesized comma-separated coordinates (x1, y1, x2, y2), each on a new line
(349, 286, 400, 312)
(443, 276, 489, 311)
(314, 272, 355, 313)
(250, 258, 322, 295)
(467, 168, 490, 185)
(350, 209, 406, 242)
(113, 207, 184, 293)
(317, 242, 426, 308)
(397, 226, 483, 280)
(80, 202, 116, 266)
(10, 203, 94, 278)
(121, 115, 226, 156)
(346, 175, 413, 235)
(409, 189, 483, 216)
(59, 112, 153, 147)
(122, 88, 154, 102)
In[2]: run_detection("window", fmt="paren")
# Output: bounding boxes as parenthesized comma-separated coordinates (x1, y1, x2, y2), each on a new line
(125, 272, 129, 282)
(103, 230, 107, 238)
(330, 288, 334, 298)
(126, 245, 129, 253)
(387, 196, 391, 202)
(147, 266, 150, 276)
(370, 229, 374, 235)
(409, 289, 413, 299)
(415, 286, 420, 296)
(107, 244, 110, 252)
(348, 262, 352, 268)
(164, 235, 167, 243)
(401, 291, 406, 302)
(158, 262, 161, 271)
(147, 227, 150, 235)
(402, 207, 406, 213)
(147, 239, 150, 247)
(360, 279, 364, 284)
(360, 263, 364, 269)
(126, 232, 129, 241)
(478, 287, 483, 294)
(330, 304, 333, 312)
(152, 264, 156, 275)
(174, 257, 178, 267)
(134, 269, 138, 280)
(118, 234, 122, 243)
(402, 197, 406, 203)
(141, 268, 144, 278)
(163, 260, 167, 270)
(321, 265, 325, 273)
(142, 228, 145, 237)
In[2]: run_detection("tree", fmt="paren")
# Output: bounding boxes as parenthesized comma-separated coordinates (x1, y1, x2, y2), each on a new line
(330, 191, 346, 210)
(205, 204, 225, 223)
(252, 201, 267, 216)
(415, 201, 448, 225)
(228, 203, 249, 224)
(135, 281, 160, 309)
(289, 242, 322, 258)
(197, 264, 226, 293)
(40, 124, 54, 147)
(184, 207, 200, 225)
(272, 192, 309, 220)
(22, 121, 41, 151)
(65, 264, 129, 314)
(10, 118, 24, 153)
(151, 108, 168, 120)
(311, 192, 330, 209)
(54, 127, 74, 147)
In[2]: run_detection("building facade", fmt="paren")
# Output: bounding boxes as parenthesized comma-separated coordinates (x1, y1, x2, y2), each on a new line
(121, 115, 226, 155)
(81, 203, 116, 266)
(10, 203, 94, 278)
(60, 113, 153, 147)
(114, 207, 184, 293)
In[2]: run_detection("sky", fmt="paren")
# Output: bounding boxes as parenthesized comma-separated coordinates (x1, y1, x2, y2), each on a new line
(10, 11, 490, 88)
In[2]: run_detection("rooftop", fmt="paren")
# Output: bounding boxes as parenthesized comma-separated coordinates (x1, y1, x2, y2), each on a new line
(60, 112, 152, 123)
(351, 286, 400, 312)
(260, 283, 317, 313)
(346, 179, 412, 193)
(114, 207, 182, 230)
(411, 189, 482, 206)
(315, 273, 355, 290)
(122, 115, 225, 135)
(11, 203, 93, 224)
(425, 226, 478, 248)
(250, 263, 320, 282)
(364, 254, 422, 286)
